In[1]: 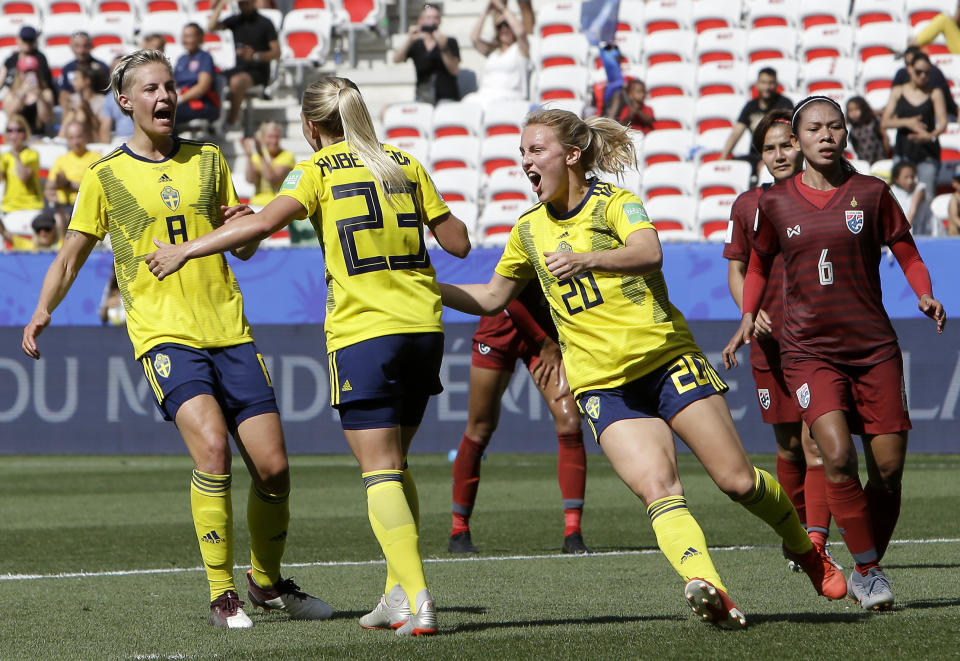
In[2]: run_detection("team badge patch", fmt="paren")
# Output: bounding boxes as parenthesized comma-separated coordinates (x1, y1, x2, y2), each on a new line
(154, 353, 171, 378)
(160, 186, 179, 212)
(623, 202, 649, 224)
(280, 170, 304, 191)
(796, 382, 810, 409)
(584, 396, 601, 420)
(478, 343, 491, 355)
(758, 388, 771, 410)
(845, 210, 864, 234)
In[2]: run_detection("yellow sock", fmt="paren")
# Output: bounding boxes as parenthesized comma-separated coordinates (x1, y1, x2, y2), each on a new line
(190, 470, 234, 601)
(363, 470, 428, 611)
(247, 483, 289, 588)
(736, 467, 812, 554)
(648, 496, 726, 592)
(384, 464, 421, 595)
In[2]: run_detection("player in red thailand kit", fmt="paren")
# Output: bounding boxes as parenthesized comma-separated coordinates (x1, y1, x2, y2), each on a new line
(723, 96, 947, 611)
(449, 280, 590, 554)
(723, 109, 833, 570)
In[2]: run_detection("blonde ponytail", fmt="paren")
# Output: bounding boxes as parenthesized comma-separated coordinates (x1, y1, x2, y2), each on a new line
(524, 109, 638, 176)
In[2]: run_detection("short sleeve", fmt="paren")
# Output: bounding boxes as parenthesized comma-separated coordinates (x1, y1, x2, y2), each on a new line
(199, 51, 216, 75)
(879, 183, 911, 244)
(605, 189, 655, 241)
(736, 100, 753, 126)
(410, 157, 449, 222)
(275, 151, 296, 168)
(68, 170, 109, 240)
(276, 160, 320, 217)
(47, 155, 64, 182)
(752, 200, 780, 257)
(262, 15, 278, 41)
(494, 225, 536, 281)
(446, 36, 460, 58)
(219, 149, 239, 207)
(21, 149, 39, 172)
(723, 194, 753, 261)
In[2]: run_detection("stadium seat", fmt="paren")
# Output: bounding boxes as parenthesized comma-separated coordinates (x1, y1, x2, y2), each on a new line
(747, 26, 799, 63)
(643, 0, 693, 33)
(611, 167, 642, 196)
(695, 28, 748, 64)
(802, 57, 857, 93)
(482, 99, 530, 137)
(870, 157, 894, 180)
(430, 136, 481, 171)
(749, 58, 800, 94)
(850, 158, 872, 174)
(801, 24, 855, 61)
(534, 65, 589, 103)
(537, 32, 590, 69)
(798, 0, 850, 29)
(202, 29, 236, 72)
(382, 102, 434, 139)
(613, 31, 643, 65)
(642, 195, 700, 240)
(855, 22, 910, 61)
(694, 93, 745, 133)
(478, 200, 527, 244)
(431, 167, 481, 203)
(643, 29, 696, 66)
(939, 131, 960, 160)
(694, 127, 732, 162)
(645, 61, 696, 97)
(641, 128, 694, 165)
(137, 0, 183, 14)
(697, 60, 749, 96)
(748, 0, 799, 28)
(445, 200, 479, 238)
(95, 0, 135, 13)
(481, 135, 523, 175)
(647, 95, 695, 131)
(431, 101, 483, 139)
(906, 0, 955, 27)
(333, 0, 383, 67)
(91, 42, 130, 65)
(929, 191, 951, 234)
(860, 54, 899, 109)
(852, 0, 907, 26)
(1, 0, 41, 29)
(48, 0, 88, 14)
(615, 0, 645, 34)
(483, 166, 536, 205)
(279, 9, 332, 72)
(696, 194, 738, 240)
(43, 15, 94, 48)
(696, 160, 752, 198)
(641, 161, 696, 198)
(691, 0, 742, 34)
(89, 15, 136, 46)
(536, 1, 581, 38)
(387, 136, 429, 165)
(45, 44, 74, 78)
(539, 98, 586, 117)
(140, 11, 190, 43)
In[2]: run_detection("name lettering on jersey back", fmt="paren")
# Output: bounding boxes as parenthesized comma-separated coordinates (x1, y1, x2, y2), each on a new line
(316, 151, 364, 175)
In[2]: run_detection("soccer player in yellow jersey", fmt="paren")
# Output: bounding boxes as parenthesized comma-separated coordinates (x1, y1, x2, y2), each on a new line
(21, 50, 332, 629)
(437, 109, 848, 629)
(145, 76, 471, 636)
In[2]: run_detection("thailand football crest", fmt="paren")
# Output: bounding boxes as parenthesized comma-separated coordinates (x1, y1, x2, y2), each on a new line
(757, 388, 771, 410)
(845, 210, 864, 234)
(584, 395, 601, 420)
(477, 343, 491, 355)
(796, 382, 810, 409)
(154, 353, 171, 378)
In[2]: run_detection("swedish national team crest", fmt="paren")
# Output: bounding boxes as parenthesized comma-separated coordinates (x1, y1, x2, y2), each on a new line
(757, 388, 771, 410)
(845, 210, 863, 234)
(584, 396, 601, 420)
(154, 353, 171, 378)
(161, 185, 180, 212)
(796, 382, 810, 409)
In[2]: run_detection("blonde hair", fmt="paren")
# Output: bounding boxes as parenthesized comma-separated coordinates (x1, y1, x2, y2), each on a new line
(524, 109, 638, 176)
(5, 113, 32, 141)
(301, 77, 408, 202)
(256, 120, 282, 141)
(110, 49, 172, 117)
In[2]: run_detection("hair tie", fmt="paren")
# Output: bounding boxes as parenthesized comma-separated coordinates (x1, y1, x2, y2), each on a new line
(773, 118, 792, 125)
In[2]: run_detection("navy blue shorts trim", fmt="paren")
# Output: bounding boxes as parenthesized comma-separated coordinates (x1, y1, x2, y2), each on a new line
(576, 352, 728, 442)
(329, 333, 443, 430)
(140, 342, 278, 425)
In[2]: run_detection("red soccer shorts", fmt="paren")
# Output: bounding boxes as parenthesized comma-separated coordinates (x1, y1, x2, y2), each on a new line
(751, 366, 802, 425)
(471, 324, 541, 373)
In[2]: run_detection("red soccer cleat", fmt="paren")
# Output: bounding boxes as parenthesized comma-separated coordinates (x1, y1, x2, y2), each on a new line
(684, 578, 748, 630)
(783, 542, 848, 600)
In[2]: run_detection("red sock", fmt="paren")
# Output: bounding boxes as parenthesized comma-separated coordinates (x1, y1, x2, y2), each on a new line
(826, 477, 879, 574)
(451, 435, 486, 535)
(864, 481, 902, 562)
(557, 431, 586, 536)
(776, 454, 806, 526)
(804, 464, 831, 547)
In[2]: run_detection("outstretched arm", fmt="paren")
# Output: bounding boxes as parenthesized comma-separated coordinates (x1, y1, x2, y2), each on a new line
(890, 233, 946, 333)
(439, 272, 528, 316)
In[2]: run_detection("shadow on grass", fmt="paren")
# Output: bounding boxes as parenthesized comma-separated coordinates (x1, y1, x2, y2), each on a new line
(884, 563, 960, 570)
(899, 597, 960, 610)
(447, 613, 682, 633)
(330, 605, 488, 621)
(748, 611, 872, 625)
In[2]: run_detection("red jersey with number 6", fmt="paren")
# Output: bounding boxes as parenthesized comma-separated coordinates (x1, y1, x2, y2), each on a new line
(753, 172, 910, 366)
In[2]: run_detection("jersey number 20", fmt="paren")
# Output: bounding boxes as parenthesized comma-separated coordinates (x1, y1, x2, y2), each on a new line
(559, 272, 604, 315)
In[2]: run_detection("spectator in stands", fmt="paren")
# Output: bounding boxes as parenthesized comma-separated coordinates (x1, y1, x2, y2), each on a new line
(948, 167, 960, 236)
(909, 8, 960, 54)
(1, 211, 60, 252)
(719, 68, 793, 172)
(57, 31, 110, 110)
(3, 55, 56, 136)
(98, 273, 126, 326)
(882, 51, 946, 234)
(605, 79, 655, 134)
(1, 27, 55, 94)
(141, 34, 167, 52)
(0, 115, 44, 237)
(174, 23, 220, 127)
(468, 0, 529, 102)
(242, 120, 294, 208)
(208, 0, 281, 128)
(893, 46, 957, 120)
(98, 56, 136, 143)
(846, 96, 889, 165)
(889, 161, 929, 230)
(58, 66, 103, 140)
(45, 120, 101, 234)
(393, 3, 461, 104)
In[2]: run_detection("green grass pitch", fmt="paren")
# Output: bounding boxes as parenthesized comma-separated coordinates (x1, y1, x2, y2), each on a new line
(1, 453, 958, 660)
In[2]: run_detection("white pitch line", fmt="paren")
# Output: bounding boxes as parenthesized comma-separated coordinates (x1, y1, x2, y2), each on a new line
(2, 537, 957, 582)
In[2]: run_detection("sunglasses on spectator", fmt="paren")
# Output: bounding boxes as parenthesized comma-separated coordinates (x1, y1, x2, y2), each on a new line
(496, 20, 509, 29)
(6, 126, 26, 133)
(913, 67, 931, 76)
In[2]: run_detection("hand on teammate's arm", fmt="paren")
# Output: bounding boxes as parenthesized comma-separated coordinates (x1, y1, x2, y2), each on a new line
(544, 228, 662, 279)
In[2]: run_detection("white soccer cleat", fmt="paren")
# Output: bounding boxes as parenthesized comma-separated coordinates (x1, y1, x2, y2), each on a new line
(396, 588, 437, 637)
(359, 584, 411, 630)
(847, 567, 895, 611)
(208, 590, 254, 629)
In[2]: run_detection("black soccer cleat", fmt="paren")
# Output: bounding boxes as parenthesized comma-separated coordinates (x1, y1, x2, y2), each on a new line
(448, 531, 479, 554)
(562, 531, 593, 554)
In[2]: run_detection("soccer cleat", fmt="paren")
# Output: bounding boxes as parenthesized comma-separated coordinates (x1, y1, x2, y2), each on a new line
(783, 543, 848, 600)
(208, 590, 254, 629)
(781, 545, 804, 573)
(359, 584, 410, 630)
(562, 531, 593, 554)
(683, 579, 747, 630)
(847, 567, 895, 611)
(448, 531, 479, 554)
(396, 588, 438, 637)
(246, 570, 333, 620)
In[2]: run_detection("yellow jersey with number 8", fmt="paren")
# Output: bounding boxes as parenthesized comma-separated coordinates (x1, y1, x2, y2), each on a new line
(495, 180, 700, 396)
(69, 139, 251, 359)
(277, 140, 450, 352)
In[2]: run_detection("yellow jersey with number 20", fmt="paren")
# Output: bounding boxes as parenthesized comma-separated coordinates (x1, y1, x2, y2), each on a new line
(495, 180, 700, 397)
(277, 140, 450, 352)
(69, 139, 252, 359)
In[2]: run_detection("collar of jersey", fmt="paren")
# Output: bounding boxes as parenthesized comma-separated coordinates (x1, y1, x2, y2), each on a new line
(121, 137, 181, 163)
(546, 177, 598, 221)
